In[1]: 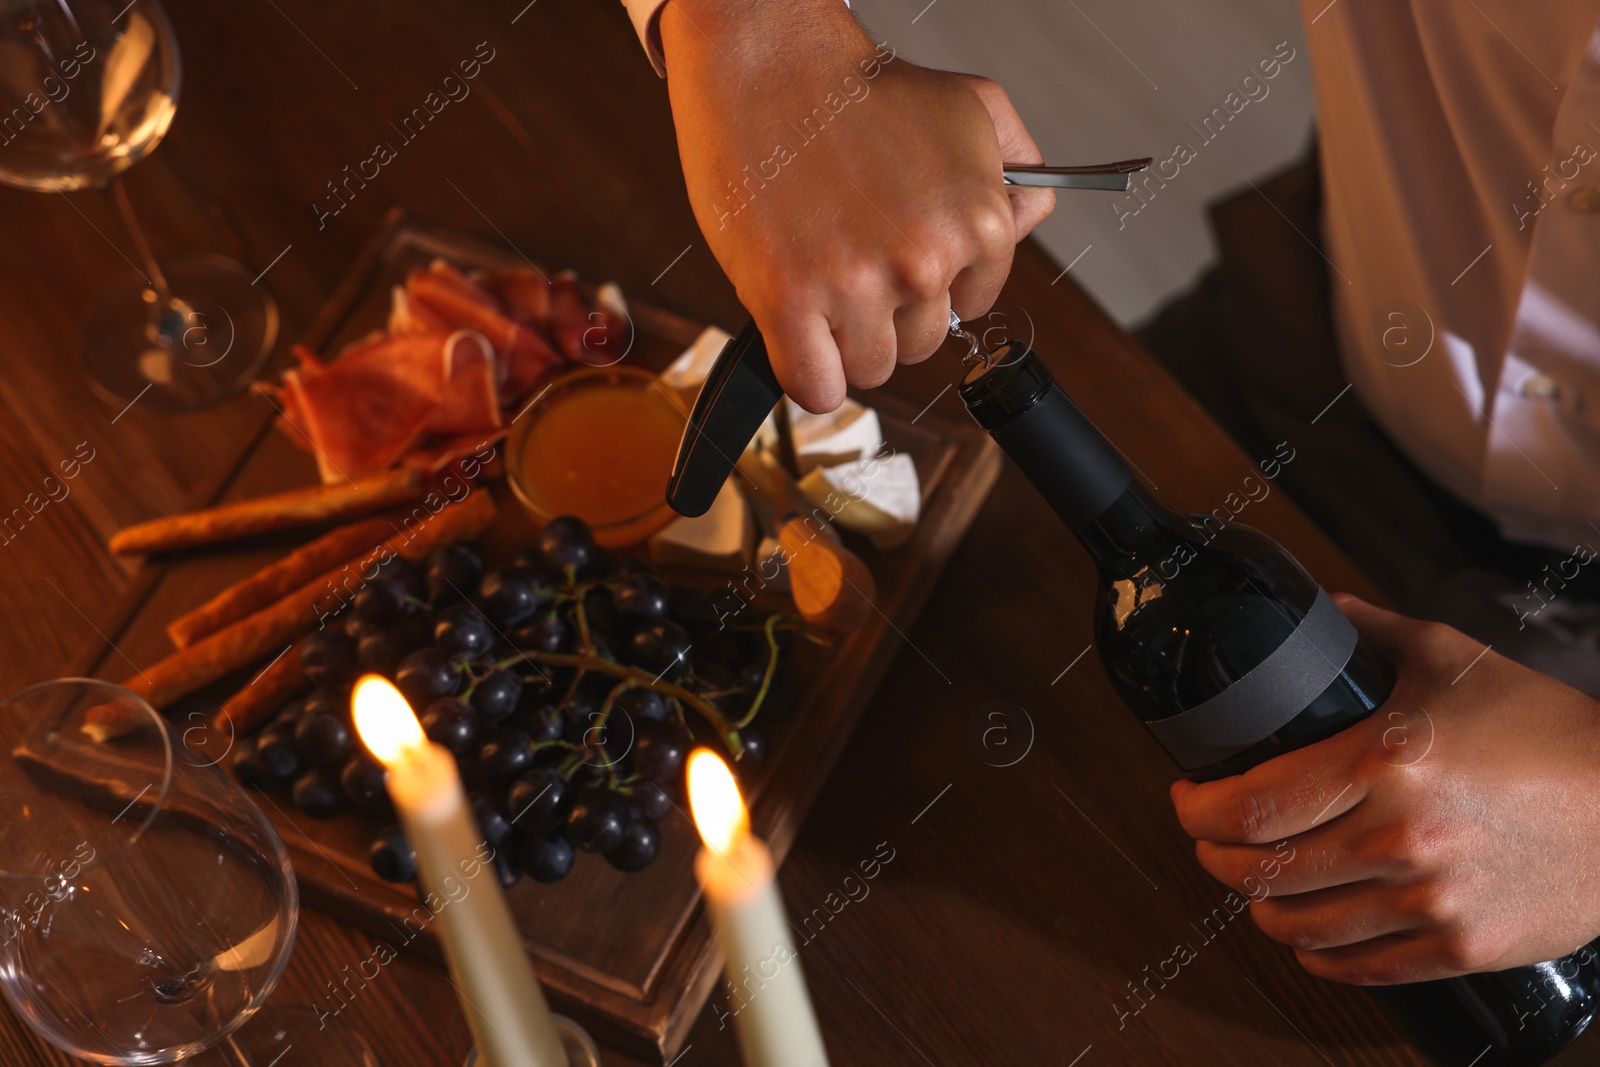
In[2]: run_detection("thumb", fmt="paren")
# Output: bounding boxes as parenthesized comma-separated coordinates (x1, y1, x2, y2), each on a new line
(951, 73, 1054, 240)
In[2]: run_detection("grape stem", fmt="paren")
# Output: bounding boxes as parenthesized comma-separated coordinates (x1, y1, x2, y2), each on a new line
(499, 650, 745, 758)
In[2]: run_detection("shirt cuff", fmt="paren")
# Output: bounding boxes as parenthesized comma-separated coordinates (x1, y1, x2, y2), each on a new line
(621, 0, 670, 76)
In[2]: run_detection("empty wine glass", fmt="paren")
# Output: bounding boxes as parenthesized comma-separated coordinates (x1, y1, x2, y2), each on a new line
(0, 679, 372, 1064)
(0, 0, 277, 410)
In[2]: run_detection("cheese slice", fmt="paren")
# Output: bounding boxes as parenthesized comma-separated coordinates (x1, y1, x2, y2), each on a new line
(649, 479, 756, 575)
(754, 535, 792, 592)
(797, 453, 920, 550)
(661, 325, 734, 395)
(786, 398, 884, 474)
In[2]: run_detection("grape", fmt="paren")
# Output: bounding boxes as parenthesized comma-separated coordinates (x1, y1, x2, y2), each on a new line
(342, 614, 381, 643)
(340, 754, 391, 814)
(396, 648, 461, 707)
(293, 710, 355, 768)
(632, 721, 689, 782)
(614, 687, 668, 725)
(565, 788, 628, 852)
(629, 780, 674, 822)
(425, 545, 483, 605)
(275, 697, 309, 723)
(521, 833, 574, 884)
(256, 724, 302, 779)
(470, 792, 514, 847)
(510, 612, 567, 654)
(492, 848, 522, 889)
(302, 688, 347, 719)
(736, 725, 771, 771)
(507, 767, 569, 833)
(613, 557, 657, 580)
(736, 661, 798, 721)
(614, 574, 670, 622)
(513, 701, 564, 744)
(538, 516, 595, 572)
(473, 728, 537, 786)
(292, 768, 346, 818)
(300, 630, 359, 689)
(626, 621, 692, 682)
(356, 629, 404, 676)
(370, 825, 416, 883)
(434, 603, 494, 661)
(354, 577, 408, 624)
(576, 585, 617, 643)
(605, 818, 661, 872)
(478, 569, 544, 627)
(231, 737, 273, 791)
(470, 669, 522, 721)
(420, 697, 479, 757)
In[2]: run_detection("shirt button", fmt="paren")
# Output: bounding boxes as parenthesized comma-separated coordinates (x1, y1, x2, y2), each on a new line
(1567, 187, 1600, 214)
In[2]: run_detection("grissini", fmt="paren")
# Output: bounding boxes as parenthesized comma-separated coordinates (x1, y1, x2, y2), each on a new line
(125, 489, 496, 709)
(166, 516, 398, 649)
(212, 638, 308, 741)
(109, 467, 426, 556)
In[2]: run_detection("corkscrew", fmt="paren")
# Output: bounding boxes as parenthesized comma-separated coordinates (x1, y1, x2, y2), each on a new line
(665, 156, 1152, 517)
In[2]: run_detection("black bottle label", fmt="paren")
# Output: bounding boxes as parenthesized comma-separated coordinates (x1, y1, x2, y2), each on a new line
(1145, 588, 1358, 770)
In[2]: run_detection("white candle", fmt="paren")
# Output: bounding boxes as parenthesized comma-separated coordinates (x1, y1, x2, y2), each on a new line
(353, 675, 567, 1067)
(688, 750, 830, 1067)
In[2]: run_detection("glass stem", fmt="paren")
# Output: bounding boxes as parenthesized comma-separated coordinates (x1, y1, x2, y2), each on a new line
(109, 173, 175, 322)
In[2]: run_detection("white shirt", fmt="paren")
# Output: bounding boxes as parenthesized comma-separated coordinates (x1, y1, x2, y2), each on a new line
(625, 0, 1600, 550)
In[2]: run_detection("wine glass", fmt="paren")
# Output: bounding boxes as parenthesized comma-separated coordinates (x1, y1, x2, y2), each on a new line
(0, 679, 371, 1065)
(0, 0, 278, 411)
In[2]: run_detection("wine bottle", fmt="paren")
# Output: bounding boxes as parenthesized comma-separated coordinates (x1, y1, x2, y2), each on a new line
(959, 341, 1600, 1064)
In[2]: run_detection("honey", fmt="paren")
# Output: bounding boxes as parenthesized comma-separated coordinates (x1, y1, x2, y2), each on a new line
(509, 367, 683, 546)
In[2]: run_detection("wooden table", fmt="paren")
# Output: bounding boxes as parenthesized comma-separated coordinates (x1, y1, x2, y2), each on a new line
(0, 2, 1588, 1065)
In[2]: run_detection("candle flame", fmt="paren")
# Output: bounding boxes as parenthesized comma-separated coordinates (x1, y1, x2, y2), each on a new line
(352, 674, 428, 768)
(687, 749, 748, 855)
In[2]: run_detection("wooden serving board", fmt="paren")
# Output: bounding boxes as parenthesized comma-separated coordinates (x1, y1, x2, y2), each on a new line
(73, 211, 1001, 1062)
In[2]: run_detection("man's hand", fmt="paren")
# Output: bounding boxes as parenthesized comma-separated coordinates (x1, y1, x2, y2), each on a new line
(1171, 594, 1600, 984)
(659, 0, 1053, 412)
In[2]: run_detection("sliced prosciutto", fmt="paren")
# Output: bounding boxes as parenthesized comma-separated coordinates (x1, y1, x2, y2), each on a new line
(479, 267, 551, 330)
(406, 262, 561, 400)
(274, 332, 449, 483)
(259, 257, 631, 482)
(426, 330, 503, 436)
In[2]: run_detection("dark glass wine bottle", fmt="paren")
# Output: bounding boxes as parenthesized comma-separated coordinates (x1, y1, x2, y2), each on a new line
(960, 342, 1600, 1065)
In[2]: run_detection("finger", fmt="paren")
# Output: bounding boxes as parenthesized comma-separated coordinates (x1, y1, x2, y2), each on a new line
(947, 194, 1015, 321)
(954, 73, 1055, 239)
(763, 307, 847, 414)
(1170, 726, 1370, 845)
(1331, 593, 1414, 665)
(1250, 880, 1422, 952)
(830, 299, 899, 391)
(1195, 826, 1387, 898)
(892, 290, 953, 366)
(1295, 933, 1465, 986)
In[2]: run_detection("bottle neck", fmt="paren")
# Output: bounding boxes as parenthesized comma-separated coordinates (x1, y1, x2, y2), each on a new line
(962, 357, 1188, 574)
(1071, 483, 1188, 576)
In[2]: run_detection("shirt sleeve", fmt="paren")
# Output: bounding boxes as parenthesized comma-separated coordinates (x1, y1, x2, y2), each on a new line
(620, 0, 671, 76)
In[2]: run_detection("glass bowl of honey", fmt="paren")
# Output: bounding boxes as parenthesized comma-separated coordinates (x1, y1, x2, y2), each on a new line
(505, 364, 685, 547)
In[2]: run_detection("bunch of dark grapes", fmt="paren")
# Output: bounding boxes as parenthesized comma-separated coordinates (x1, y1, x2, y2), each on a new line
(232, 514, 809, 888)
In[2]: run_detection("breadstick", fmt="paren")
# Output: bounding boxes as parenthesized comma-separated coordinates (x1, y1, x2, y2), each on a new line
(166, 516, 397, 649)
(109, 467, 426, 556)
(212, 639, 308, 739)
(125, 489, 496, 709)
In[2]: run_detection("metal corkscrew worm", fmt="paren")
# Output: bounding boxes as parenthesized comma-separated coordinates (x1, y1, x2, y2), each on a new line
(950, 309, 987, 368)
